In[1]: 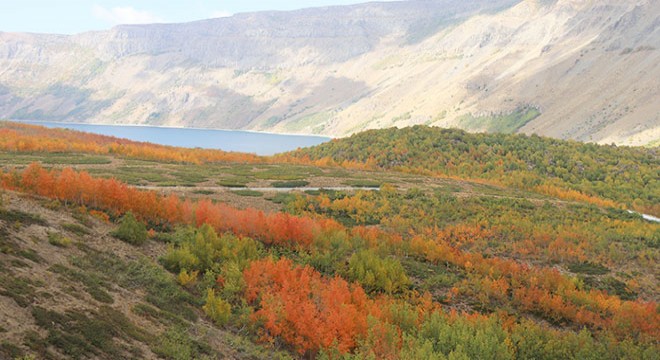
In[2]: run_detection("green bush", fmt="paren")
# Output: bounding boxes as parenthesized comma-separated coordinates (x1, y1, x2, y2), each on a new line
(218, 261, 246, 302)
(192, 189, 214, 195)
(568, 261, 609, 275)
(231, 190, 263, 197)
(347, 250, 410, 294)
(271, 180, 310, 188)
(154, 326, 214, 360)
(202, 289, 231, 326)
(267, 193, 296, 204)
(217, 177, 250, 188)
(160, 224, 262, 274)
(343, 179, 382, 188)
(111, 212, 147, 246)
(47, 232, 72, 247)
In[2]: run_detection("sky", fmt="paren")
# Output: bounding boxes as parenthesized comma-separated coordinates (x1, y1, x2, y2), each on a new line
(0, 0, 394, 34)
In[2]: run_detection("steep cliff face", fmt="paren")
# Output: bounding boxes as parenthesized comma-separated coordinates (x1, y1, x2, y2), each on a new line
(69, 0, 516, 67)
(0, 0, 657, 145)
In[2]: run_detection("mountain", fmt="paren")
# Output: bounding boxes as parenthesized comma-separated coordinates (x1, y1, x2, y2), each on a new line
(0, 0, 658, 145)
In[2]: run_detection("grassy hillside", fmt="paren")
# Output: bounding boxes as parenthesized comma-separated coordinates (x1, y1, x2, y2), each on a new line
(284, 126, 660, 216)
(0, 192, 291, 360)
(0, 123, 658, 359)
(457, 106, 541, 134)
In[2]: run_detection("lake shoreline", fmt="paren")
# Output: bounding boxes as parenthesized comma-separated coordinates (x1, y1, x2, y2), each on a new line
(5, 119, 331, 156)
(8, 119, 336, 139)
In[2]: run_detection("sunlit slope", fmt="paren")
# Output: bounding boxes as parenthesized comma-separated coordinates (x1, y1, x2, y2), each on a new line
(0, 0, 658, 145)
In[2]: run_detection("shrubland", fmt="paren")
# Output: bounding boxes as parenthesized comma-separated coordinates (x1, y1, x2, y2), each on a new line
(0, 122, 658, 359)
(281, 126, 659, 216)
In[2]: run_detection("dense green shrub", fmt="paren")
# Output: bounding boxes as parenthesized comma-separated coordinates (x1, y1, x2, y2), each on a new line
(111, 212, 147, 245)
(231, 190, 263, 197)
(217, 177, 249, 188)
(271, 180, 310, 188)
(347, 250, 410, 294)
(154, 326, 214, 360)
(202, 289, 231, 326)
(160, 224, 262, 274)
(568, 261, 610, 275)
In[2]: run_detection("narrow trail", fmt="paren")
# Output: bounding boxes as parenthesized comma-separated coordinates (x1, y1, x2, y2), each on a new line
(136, 185, 558, 203)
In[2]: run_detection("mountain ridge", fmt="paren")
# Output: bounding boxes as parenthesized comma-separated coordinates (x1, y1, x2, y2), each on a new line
(0, 0, 658, 145)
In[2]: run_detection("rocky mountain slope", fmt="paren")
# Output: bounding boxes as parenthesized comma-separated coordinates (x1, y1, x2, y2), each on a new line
(0, 0, 658, 145)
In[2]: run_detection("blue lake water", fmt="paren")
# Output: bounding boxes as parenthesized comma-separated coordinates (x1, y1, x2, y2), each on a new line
(15, 121, 331, 155)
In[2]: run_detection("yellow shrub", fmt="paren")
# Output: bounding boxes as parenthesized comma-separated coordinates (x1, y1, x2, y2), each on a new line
(177, 269, 199, 287)
(203, 289, 231, 326)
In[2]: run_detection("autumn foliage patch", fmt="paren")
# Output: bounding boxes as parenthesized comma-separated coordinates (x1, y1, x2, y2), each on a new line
(1, 163, 658, 356)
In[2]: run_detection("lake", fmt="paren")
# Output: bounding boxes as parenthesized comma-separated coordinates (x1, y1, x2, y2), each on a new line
(15, 121, 331, 155)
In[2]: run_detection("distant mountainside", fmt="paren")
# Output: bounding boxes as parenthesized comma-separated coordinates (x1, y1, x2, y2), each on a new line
(0, 0, 658, 145)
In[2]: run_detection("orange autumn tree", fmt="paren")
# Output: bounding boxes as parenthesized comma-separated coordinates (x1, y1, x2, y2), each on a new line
(244, 257, 372, 355)
(3, 163, 336, 249)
